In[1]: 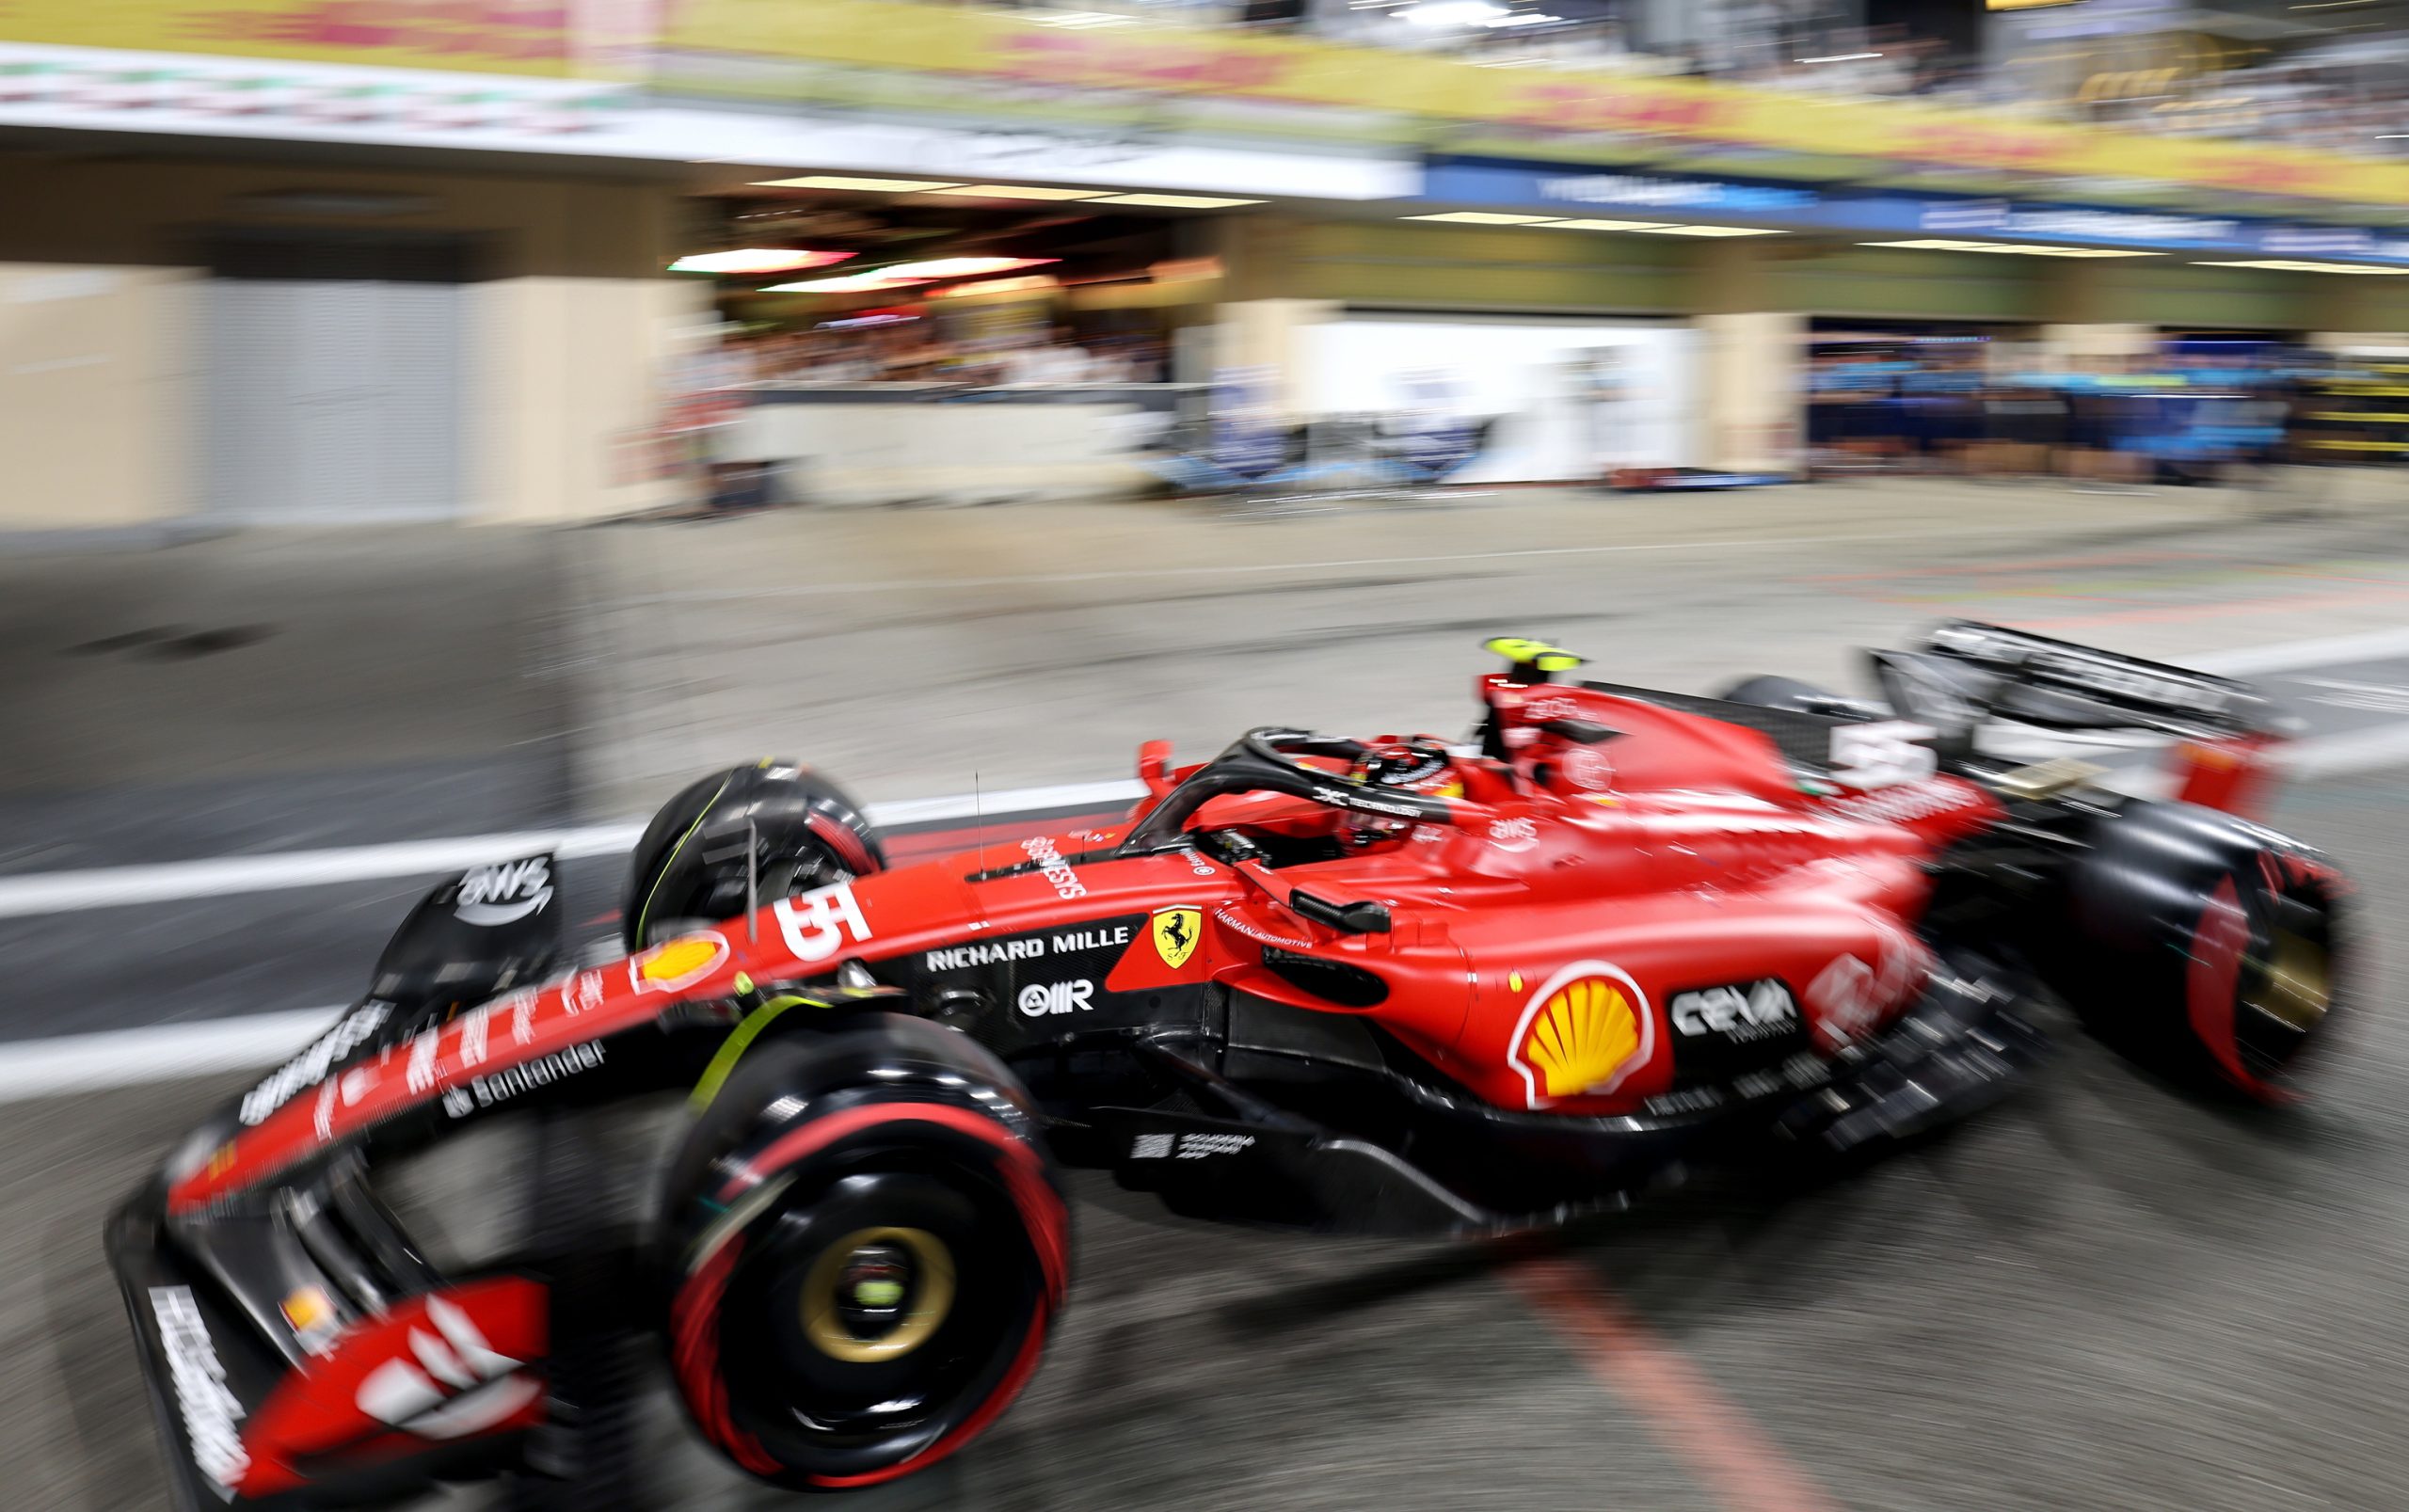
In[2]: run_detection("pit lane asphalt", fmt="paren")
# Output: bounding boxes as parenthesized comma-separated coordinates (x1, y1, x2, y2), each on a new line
(11, 480, 2409, 1510)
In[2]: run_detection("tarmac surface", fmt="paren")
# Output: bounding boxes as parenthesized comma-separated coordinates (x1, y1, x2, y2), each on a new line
(7, 478, 2409, 1511)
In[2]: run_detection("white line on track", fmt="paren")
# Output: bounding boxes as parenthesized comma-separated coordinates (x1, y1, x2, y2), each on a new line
(2286, 722, 2409, 781)
(0, 1007, 340, 1104)
(0, 780, 1149, 921)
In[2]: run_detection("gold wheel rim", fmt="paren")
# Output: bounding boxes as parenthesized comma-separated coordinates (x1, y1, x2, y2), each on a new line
(800, 1226, 956, 1364)
(2247, 927, 2332, 1036)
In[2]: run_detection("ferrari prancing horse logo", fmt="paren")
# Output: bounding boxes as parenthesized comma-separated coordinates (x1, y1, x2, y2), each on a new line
(1152, 907, 1201, 969)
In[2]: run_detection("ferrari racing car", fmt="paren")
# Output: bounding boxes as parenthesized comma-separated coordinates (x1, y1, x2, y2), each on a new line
(110, 624, 2349, 1506)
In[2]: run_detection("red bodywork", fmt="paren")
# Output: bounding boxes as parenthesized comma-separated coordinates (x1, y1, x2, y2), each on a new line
(176, 674, 2012, 1216)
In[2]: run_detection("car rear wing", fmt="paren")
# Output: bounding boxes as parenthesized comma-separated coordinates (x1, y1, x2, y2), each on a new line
(1884, 621, 2285, 743)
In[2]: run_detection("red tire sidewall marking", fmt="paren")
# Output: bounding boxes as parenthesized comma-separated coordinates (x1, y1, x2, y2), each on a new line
(671, 1235, 781, 1476)
(678, 1100, 1066, 1485)
(2185, 873, 2262, 1098)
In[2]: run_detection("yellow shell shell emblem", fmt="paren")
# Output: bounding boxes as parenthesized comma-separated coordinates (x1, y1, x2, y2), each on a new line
(1509, 963, 1652, 1107)
(1153, 908, 1202, 969)
(642, 936, 722, 983)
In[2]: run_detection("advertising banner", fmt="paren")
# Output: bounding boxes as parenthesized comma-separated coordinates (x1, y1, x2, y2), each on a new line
(663, 0, 2409, 210)
(0, 0, 651, 77)
(1423, 159, 2409, 265)
(9, 0, 2409, 212)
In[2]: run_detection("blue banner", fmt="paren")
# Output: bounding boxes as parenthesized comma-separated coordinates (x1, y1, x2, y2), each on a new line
(1420, 158, 2409, 266)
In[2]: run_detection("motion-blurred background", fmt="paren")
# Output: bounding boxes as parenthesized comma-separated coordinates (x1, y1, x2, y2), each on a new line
(10, 0, 2409, 520)
(13, 0, 2409, 1508)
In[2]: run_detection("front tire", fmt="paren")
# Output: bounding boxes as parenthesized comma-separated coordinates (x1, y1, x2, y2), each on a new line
(661, 1021, 1066, 1491)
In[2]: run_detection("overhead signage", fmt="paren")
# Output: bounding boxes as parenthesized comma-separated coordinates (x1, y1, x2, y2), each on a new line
(1421, 158, 2409, 267)
(1532, 173, 1817, 215)
(0, 43, 1412, 201)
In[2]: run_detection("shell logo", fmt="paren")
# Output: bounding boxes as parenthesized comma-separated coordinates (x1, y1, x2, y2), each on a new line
(630, 931, 729, 995)
(1507, 962, 1654, 1109)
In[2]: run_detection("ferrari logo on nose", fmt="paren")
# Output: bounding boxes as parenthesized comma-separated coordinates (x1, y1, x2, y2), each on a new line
(1152, 908, 1201, 969)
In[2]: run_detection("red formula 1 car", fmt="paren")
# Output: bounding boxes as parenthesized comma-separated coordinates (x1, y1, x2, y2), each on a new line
(111, 625, 2349, 1506)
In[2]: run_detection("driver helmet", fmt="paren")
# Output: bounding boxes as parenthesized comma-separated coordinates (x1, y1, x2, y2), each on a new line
(1349, 736, 1455, 793)
(1340, 736, 1457, 845)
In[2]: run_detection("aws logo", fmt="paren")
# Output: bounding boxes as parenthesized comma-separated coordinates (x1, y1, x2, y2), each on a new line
(1507, 962, 1654, 1109)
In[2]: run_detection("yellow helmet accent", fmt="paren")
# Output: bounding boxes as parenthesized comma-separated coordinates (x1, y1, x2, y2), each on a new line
(1483, 636, 1586, 673)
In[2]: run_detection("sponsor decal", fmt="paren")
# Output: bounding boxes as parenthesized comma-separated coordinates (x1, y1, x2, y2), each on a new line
(1053, 923, 1131, 954)
(774, 882, 871, 965)
(406, 1027, 441, 1094)
(1020, 836, 1087, 900)
(1829, 721, 1938, 790)
(1017, 979, 1094, 1017)
(1152, 907, 1201, 969)
(1643, 1085, 1729, 1117)
(2029, 650, 2227, 715)
(926, 935, 1046, 971)
(355, 1297, 541, 1440)
(452, 856, 552, 927)
(1806, 935, 1923, 1048)
(1312, 785, 1425, 820)
(1561, 745, 1614, 792)
(443, 1040, 605, 1116)
(1213, 905, 1314, 950)
(240, 1001, 391, 1126)
(1489, 816, 1539, 852)
(1731, 1051, 1830, 1102)
(459, 998, 501, 1068)
(152, 1285, 247, 1489)
(1669, 979, 1798, 1042)
(630, 931, 730, 994)
(1822, 781, 1981, 827)
(281, 1286, 339, 1355)
(560, 969, 606, 1016)
(1129, 1131, 1256, 1159)
(1507, 962, 1654, 1109)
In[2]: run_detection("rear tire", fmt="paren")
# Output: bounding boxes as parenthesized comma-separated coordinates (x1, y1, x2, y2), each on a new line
(661, 1019, 1066, 1491)
(2057, 800, 2348, 1103)
(625, 763, 884, 951)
